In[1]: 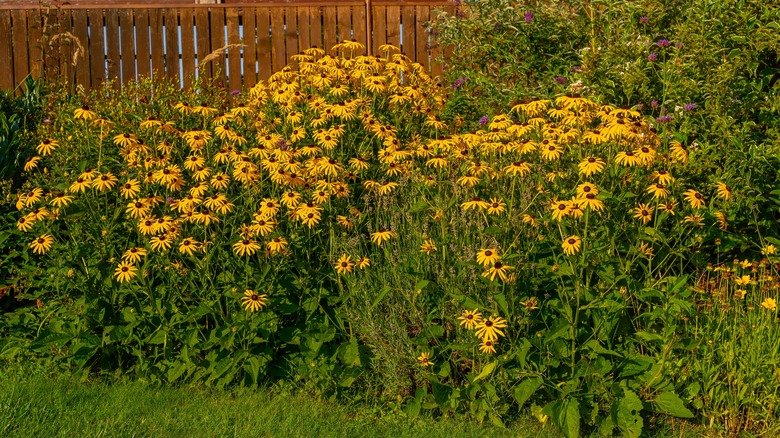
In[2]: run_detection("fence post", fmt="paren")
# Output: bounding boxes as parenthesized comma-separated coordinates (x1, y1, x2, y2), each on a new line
(365, 0, 372, 55)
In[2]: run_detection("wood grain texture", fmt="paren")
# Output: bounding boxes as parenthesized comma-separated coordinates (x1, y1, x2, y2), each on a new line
(414, 5, 428, 70)
(371, 5, 386, 55)
(26, 9, 44, 80)
(255, 7, 271, 80)
(226, 7, 241, 91)
(0, 11, 12, 89)
(149, 9, 165, 80)
(322, 6, 336, 52)
(179, 9, 195, 87)
(87, 9, 106, 87)
(119, 9, 135, 84)
(11, 9, 29, 86)
(105, 8, 121, 87)
(194, 8, 210, 80)
(209, 7, 226, 86)
(270, 6, 284, 72)
(134, 9, 151, 81)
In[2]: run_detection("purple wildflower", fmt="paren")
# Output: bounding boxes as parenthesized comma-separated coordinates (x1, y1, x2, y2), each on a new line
(655, 115, 674, 123)
(656, 39, 671, 48)
(651, 100, 659, 109)
(570, 65, 582, 73)
(479, 115, 489, 126)
(554, 77, 567, 85)
(43, 119, 51, 124)
(451, 77, 468, 89)
(675, 42, 685, 49)
(639, 16, 649, 24)
(524, 11, 533, 23)
(647, 53, 658, 61)
(276, 139, 288, 150)
(684, 103, 696, 111)
(166, 197, 174, 203)
(230, 89, 240, 96)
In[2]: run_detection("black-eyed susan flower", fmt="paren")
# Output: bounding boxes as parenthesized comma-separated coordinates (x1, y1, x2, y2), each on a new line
(119, 179, 140, 199)
(503, 161, 531, 177)
(334, 254, 354, 275)
(458, 309, 482, 330)
(479, 339, 498, 354)
(614, 150, 640, 167)
(150, 234, 173, 252)
(114, 261, 137, 283)
(370, 228, 396, 246)
(540, 142, 563, 161)
(683, 189, 705, 209)
(16, 215, 34, 232)
(487, 198, 506, 216)
(669, 141, 689, 163)
(267, 237, 288, 254)
(50, 192, 74, 208)
(562, 235, 582, 255)
(633, 203, 653, 224)
(550, 199, 571, 221)
(233, 238, 261, 256)
(476, 249, 500, 267)
(651, 170, 674, 185)
(461, 197, 489, 211)
(646, 183, 669, 200)
(113, 133, 137, 147)
(68, 177, 92, 194)
(482, 261, 514, 282)
(420, 239, 437, 254)
(577, 193, 605, 212)
(763, 244, 776, 256)
(356, 256, 371, 269)
(417, 352, 434, 367)
(577, 157, 605, 176)
(716, 182, 732, 201)
(29, 233, 54, 254)
(576, 182, 599, 197)
(92, 172, 119, 192)
(179, 237, 200, 256)
(74, 104, 98, 121)
(761, 297, 777, 311)
(24, 156, 41, 171)
(122, 247, 148, 263)
(241, 289, 269, 312)
(474, 315, 507, 342)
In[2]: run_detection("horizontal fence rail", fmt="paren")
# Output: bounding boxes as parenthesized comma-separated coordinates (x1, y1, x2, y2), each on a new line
(0, 1, 456, 92)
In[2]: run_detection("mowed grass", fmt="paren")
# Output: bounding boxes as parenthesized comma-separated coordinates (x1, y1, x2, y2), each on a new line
(0, 371, 553, 438)
(0, 368, 715, 438)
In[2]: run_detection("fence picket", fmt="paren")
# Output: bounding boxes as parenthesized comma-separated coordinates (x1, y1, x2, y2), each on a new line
(0, 11, 12, 90)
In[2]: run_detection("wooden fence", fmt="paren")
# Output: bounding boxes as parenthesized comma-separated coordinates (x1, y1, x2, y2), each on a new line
(0, 1, 456, 92)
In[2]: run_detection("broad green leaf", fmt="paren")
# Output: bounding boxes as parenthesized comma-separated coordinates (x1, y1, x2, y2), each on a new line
(473, 361, 497, 382)
(653, 391, 694, 418)
(370, 286, 393, 309)
(512, 376, 543, 406)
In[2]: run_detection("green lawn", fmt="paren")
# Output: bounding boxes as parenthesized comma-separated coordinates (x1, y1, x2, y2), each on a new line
(0, 366, 711, 438)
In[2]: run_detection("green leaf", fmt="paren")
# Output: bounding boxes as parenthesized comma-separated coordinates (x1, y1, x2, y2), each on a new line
(543, 398, 580, 438)
(473, 361, 497, 382)
(370, 286, 393, 309)
(615, 389, 644, 438)
(414, 279, 430, 291)
(404, 388, 425, 417)
(339, 337, 361, 366)
(653, 391, 694, 418)
(512, 376, 543, 406)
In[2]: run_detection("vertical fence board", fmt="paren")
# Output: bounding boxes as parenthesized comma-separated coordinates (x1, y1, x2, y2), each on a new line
(59, 10, 74, 87)
(297, 7, 310, 54)
(270, 7, 285, 73)
(322, 6, 336, 52)
(149, 9, 165, 80)
(27, 10, 43, 81)
(48, 8, 65, 82)
(336, 6, 351, 45)
(415, 6, 429, 70)
(105, 9, 120, 87)
(242, 8, 257, 88)
(194, 8, 210, 80)
(386, 6, 400, 50)
(226, 7, 241, 92)
(0, 11, 12, 90)
(308, 6, 322, 50)
(119, 9, 135, 84)
(11, 10, 29, 87)
(164, 9, 179, 80)
(285, 7, 298, 63)
(372, 5, 386, 55)
(353, 3, 366, 55)
(256, 7, 271, 80)
(135, 10, 151, 82)
(180, 9, 195, 88)
(83, 9, 100, 88)
(209, 7, 226, 86)
(401, 6, 414, 58)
